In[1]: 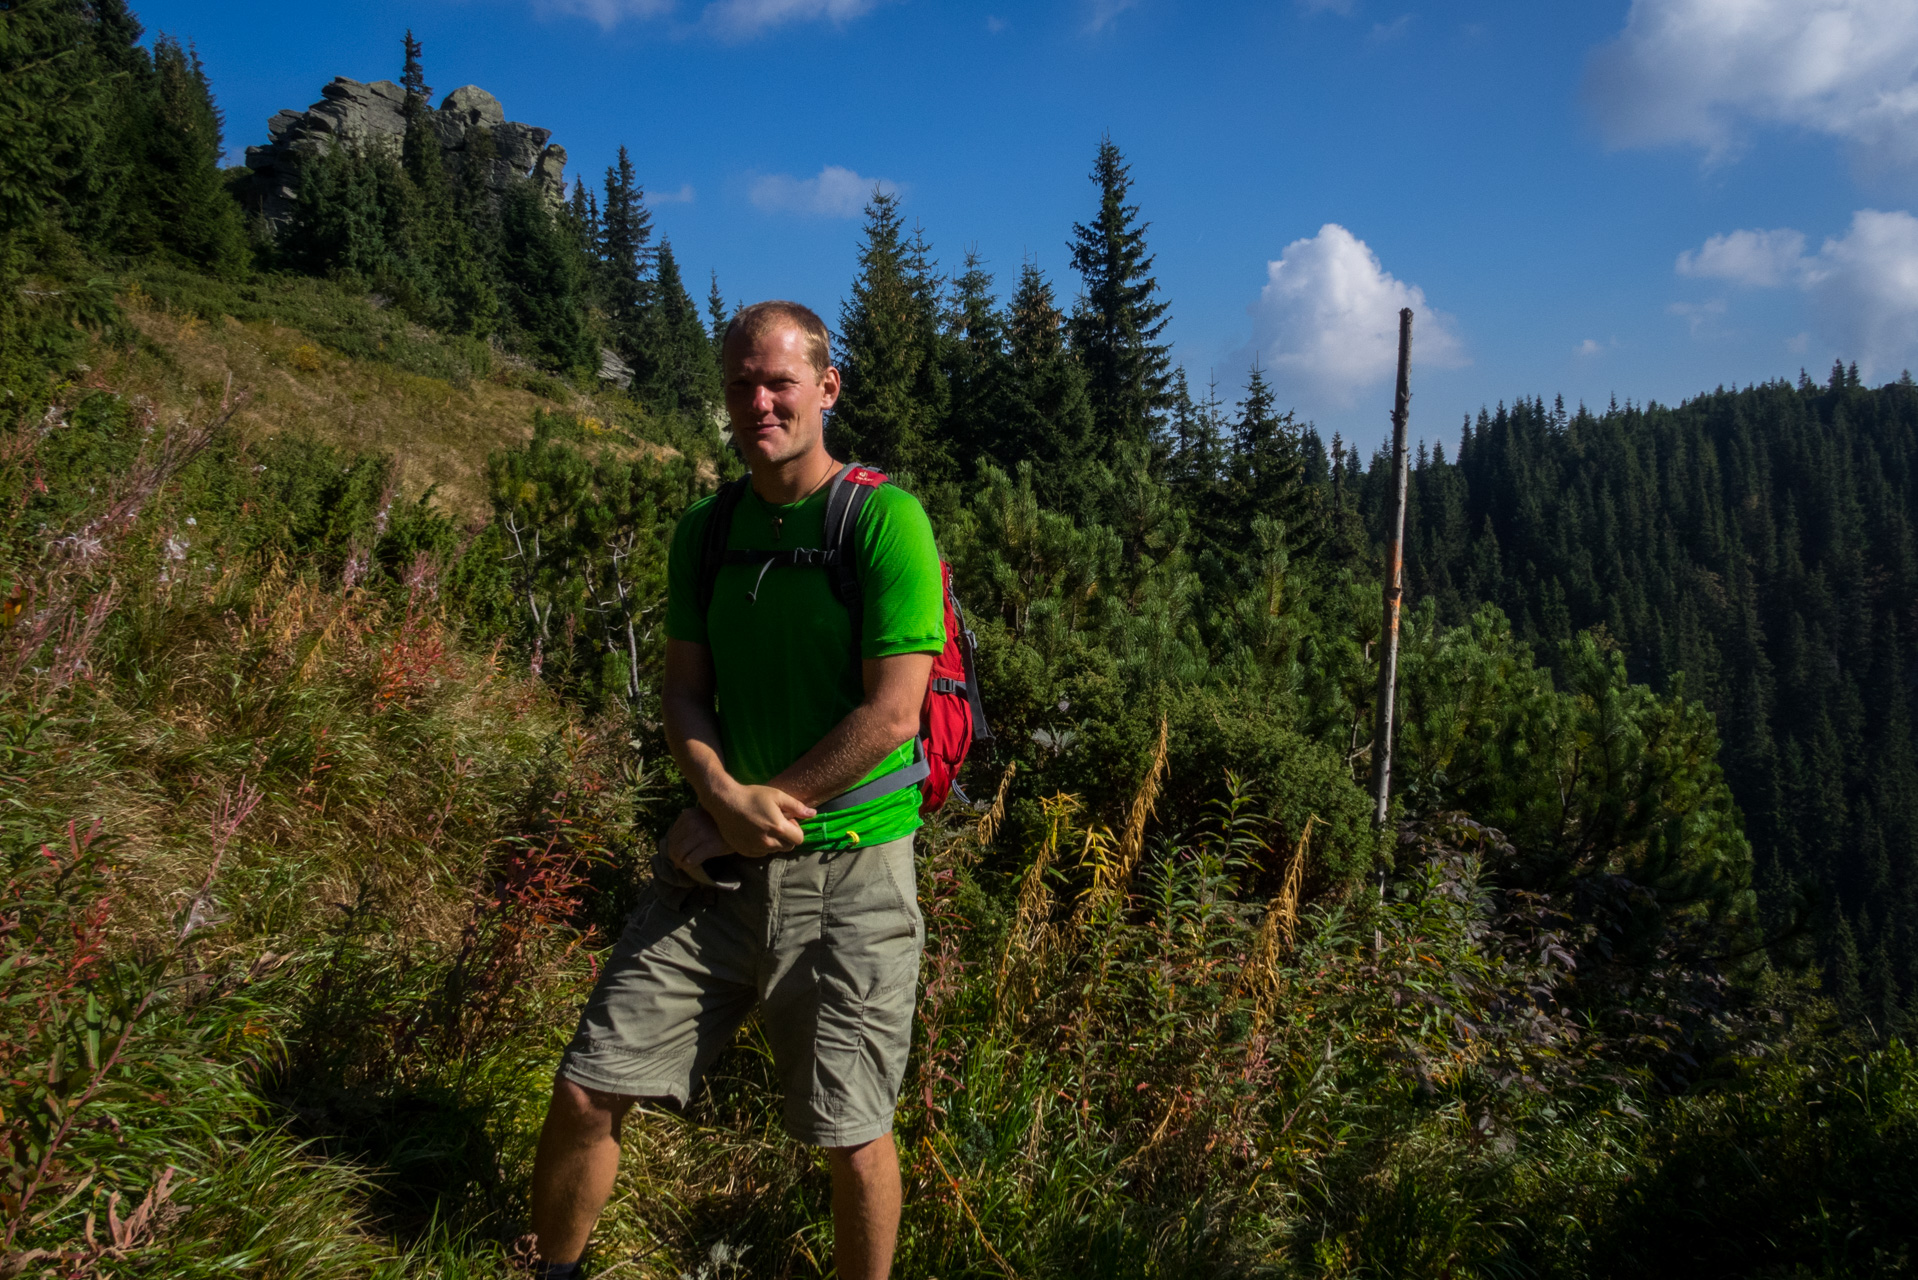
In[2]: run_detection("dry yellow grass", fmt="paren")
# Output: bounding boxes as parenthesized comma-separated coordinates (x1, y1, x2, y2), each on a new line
(87, 296, 673, 524)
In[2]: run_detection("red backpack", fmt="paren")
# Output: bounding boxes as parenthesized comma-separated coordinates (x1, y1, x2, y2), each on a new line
(694, 462, 992, 816)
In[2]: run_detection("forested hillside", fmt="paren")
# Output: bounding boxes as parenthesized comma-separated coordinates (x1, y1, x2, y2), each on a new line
(1374, 382, 1918, 1033)
(3, 2, 1916, 1276)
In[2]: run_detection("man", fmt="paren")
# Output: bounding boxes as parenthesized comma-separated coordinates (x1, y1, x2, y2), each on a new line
(525, 301, 944, 1280)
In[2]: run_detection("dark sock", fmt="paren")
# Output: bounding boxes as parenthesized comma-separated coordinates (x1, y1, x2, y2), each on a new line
(534, 1262, 581, 1280)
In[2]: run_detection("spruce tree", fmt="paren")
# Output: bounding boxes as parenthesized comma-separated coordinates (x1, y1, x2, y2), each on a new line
(1205, 366, 1311, 562)
(400, 29, 430, 112)
(283, 143, 408, 282)
(998, 259, 1095, 507)
(496, 179, 594, 372)
(125, 36, 247, 273)
(563, 178, 598, 279)
(707, 271, 730, 351)
(0, 0, 113, 237)
(1068, 137, 1172, 464)
(455, 122, 502, 266)
(46, 0, 153, 251)
(1832, 912, 1866, 1023)
(940, 249, 1006, 476)
(401, 121, 496, 335)
(1167, 367, 1223, 490)
(1865, 938, 1900, 1037)
(599, 145, 651, 357)
(634, 237, 718, 417)
(833, 189, 948, 478)
(383, 32, 493, 334)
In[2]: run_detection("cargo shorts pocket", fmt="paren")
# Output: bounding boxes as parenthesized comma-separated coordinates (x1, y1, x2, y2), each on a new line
(872, 835, 924, 946)
(773, 836, 923, 1146)
(558, 897, 758, 1104)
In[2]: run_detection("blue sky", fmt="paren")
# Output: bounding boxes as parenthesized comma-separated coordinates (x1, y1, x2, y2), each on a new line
(136, 0, 1918, 452)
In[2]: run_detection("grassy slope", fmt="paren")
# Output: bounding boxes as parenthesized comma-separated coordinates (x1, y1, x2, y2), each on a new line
(2, 278, 673, 1276)
(106, 273, 686, 523)
(4, 279, 1916, 1280)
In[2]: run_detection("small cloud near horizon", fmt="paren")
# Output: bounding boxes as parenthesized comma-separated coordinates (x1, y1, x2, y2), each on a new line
(652, 183, 695, 204)
(1369, 14, 1412, 40)
(749, 165, 897, 218)
(1668, 298, 1728, 338)
(1677, 227, 1808, 287)
(1676, 209, 1918, 378)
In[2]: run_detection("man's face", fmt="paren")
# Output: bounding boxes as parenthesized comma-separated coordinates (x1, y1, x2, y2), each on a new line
(723, 324, 840, 470)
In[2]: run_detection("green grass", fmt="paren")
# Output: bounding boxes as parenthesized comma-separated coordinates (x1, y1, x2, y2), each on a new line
(2, 319, 1914, 1280)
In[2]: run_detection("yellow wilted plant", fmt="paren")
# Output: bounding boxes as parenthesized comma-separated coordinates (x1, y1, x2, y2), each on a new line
(1073, 717, 1168, 925)
(995, 791, 1079, 1019)
(1243, 815, 1319, 1027)
(975, 760, 1017, 849)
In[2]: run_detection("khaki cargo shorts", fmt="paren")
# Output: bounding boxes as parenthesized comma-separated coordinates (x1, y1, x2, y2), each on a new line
(557, 834, 922, 1148)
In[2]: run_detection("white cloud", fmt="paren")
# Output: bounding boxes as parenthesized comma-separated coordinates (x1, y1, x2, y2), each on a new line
(1245, 224, 1466, 411)
(1369, 14, 1412, 40)
(652, 183, 696, 203)
(1299, 0, 1356, 13)
(1084, 0, 1141, 33)
(1675, 209, 1918, 375)
(1676, 227, 1809, 285)
(749, 165, 896, 218)
(1585, 0, 1918, 171)
(986, 14, 1007, 32)
(1801, 210, 1918, 374)
(703, 0, 888, 36)
(536, 0, 890, 33)
(1576, 337, 1610, 357)
(538, 0, 673, 28)
(1668, 298, 1728, 336)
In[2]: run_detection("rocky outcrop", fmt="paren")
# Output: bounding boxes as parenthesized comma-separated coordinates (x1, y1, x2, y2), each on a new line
(598, 347, 634, 391)
(240, 78, 567, 235)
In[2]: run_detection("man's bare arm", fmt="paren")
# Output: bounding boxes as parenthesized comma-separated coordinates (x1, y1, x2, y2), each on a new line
(660, 639, 730, 802)
(769, 651, 934, 806)
(661, 639, 812, 858)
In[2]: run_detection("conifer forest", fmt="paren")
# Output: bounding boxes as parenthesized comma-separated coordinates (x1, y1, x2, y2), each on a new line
(2, 3, 1915, 1276)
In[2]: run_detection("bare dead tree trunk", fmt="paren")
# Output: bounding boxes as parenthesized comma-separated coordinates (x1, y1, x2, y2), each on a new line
(1372, 308, 1414, 827)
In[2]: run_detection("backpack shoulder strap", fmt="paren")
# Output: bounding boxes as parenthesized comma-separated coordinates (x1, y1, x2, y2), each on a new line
(822, 463, 887, 651)
(949, 587, 994, 742)
(695, 476, 751, 622)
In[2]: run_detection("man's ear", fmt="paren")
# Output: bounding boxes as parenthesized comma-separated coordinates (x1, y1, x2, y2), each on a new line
(819, 365, 842, 410)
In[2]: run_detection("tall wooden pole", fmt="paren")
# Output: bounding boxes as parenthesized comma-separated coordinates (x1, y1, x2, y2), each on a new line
(1372, 308, 1414, 827)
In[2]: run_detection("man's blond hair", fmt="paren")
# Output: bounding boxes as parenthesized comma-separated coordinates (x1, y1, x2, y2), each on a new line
(722, 301, 833, 377)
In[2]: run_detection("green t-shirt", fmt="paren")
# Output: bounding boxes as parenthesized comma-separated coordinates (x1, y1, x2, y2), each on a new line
(665, 478, 946, 850)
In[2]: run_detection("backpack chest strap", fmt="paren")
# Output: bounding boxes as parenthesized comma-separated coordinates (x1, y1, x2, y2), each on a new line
(721, 546, 845, 602)
(720, 548, 843, 568)
(694, 462, 884, 623)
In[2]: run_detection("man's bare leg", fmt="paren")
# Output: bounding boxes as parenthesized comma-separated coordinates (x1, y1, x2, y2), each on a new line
(529, 1079, 634, 1266)
(827, 1134, 902, 1280)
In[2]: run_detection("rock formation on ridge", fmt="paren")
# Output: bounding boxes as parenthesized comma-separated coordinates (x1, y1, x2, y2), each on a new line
(239, 78, 567, 235)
